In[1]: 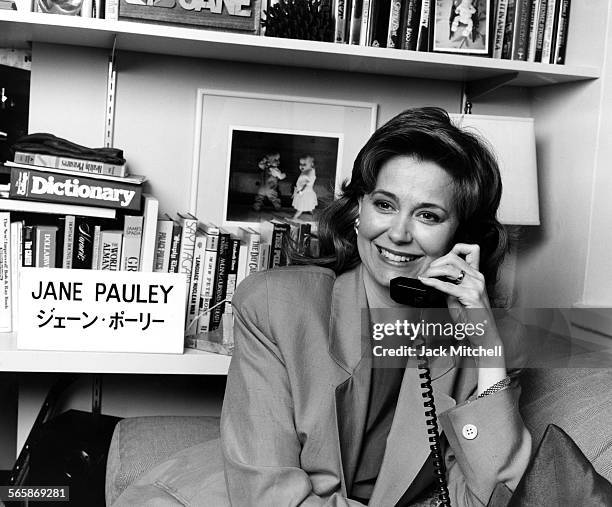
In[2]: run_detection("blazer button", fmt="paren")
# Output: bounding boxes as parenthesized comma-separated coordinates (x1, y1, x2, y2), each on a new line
(462, 424, 478, 440)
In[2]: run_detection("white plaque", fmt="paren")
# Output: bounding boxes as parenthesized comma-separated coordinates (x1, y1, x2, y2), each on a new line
(17, 268, 187, 353)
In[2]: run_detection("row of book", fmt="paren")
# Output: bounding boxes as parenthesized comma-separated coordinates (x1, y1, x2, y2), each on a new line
(332, 0, 571, 64)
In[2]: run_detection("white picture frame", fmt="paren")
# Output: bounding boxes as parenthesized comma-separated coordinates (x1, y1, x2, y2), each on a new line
(191, 89, 378, 228)
(432, 0, 490, 55)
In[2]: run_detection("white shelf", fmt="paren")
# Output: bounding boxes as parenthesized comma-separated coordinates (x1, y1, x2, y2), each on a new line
(0, 11, 600, 86)
(0, 332, 231, 374)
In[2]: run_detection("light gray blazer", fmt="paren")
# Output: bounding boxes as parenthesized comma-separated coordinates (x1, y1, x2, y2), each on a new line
(221, 264, 532, 506)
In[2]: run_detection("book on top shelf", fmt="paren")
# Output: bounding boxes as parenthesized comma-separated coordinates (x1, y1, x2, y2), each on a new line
(13, 152, 129, 178)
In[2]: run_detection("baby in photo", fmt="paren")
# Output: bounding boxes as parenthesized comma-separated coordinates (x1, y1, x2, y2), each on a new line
(292, 155, 318, 219)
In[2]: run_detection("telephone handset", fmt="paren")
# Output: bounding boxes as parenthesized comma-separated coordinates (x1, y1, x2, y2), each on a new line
(390, 277, 452, 507)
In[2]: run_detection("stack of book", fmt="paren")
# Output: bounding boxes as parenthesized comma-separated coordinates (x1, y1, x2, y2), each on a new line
(333, 0, 571, 64)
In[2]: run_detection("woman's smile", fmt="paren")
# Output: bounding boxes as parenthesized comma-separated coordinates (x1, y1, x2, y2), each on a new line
(374, 244, 424, 264)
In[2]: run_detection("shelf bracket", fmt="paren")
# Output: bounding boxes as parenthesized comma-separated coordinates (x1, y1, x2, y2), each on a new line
(104, 36, 118, 148)
(465, 72, 520, 102)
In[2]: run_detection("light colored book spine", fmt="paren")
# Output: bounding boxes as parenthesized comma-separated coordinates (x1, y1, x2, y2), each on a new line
(153, 219, 173, 273)
(0, 212, 12, 332)
(105, 0, 119, 20)
(62, 215, 75, 269)
(100, 230, 123, 271)
(197, 224, 220, 334)
(386, 0, 402, 48)
(10, 221, 22, 333)
(528, 0, 543, 62)
(177, 213, 198, 300)
(416, 0, 431, 51)
(258, 242, 270, 271)
(139, 194, 159, 272)
(334, 0, 349, 42)
(120, 215, 143, 271)
(541, 0, 557, 62)
(36, 225, 57, 268)
(493, 0, 509, 58)
(359, 0, 373, 45)
(91, 225, 102, 270)
(235, 241, 248, 292)
(13, 151, 127, 177)
(186, 230, 207, 335)
(240, 227, 261, 277)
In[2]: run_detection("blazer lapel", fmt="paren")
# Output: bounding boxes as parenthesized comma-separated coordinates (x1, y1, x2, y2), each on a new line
(329, 266, 372, 496)
(369, 355, 456, 507)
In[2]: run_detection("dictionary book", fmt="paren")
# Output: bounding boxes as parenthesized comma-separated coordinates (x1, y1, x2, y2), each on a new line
(9, 166, 142, 211)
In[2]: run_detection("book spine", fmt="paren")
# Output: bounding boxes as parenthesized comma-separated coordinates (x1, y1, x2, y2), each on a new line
(9, 167, 141, 211)
(415, 0, 430, 51)
(527, 0, 541, 61)
(512, 0, 533, 60)
(541, 0, 558, 63)
(533, 0, 548, 61)
(259, 242, 270, 271)
(197, 229, 219, 334)
(369, 0, 391, 46)
(224, 237, 241, 314)
(335, 0, 349, 43)
(62, 215, 75, 269)
(105, 0, 118, 20)
(243, 231, 260, 277)
(210, 233, 231, 330)
(120, 215, 143, 272)
(10, 221, 22, 332)
(186, 232, 207, 334)
(359, 0, 373, 45)
(400, 0, 421, 50)
(177, 217, 198, 299)
(91, 225, 102, 270)
(139, 194, 159, 272)
(553, 0, 570, 64)
(36, 226, 57, 268)
(386, 0, 403, 48)
(502, 0, 517, 59)
(13, 151, 127, 177)
(153, 219, 173, 273)
(22, 225, 35, 267)
(100, 232, 122, 271)
(493, 0, 509, 58)
(72, 216, 95, 269)
(167, 223, 183, 273)
(348, 0, 363, 44)
(0, 213, 11, 332)
(235, 242, 248, 291)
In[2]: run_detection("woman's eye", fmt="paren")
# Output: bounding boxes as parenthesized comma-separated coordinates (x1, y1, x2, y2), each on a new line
(418, 211, 440, 222)
(374, 200, 394, 211)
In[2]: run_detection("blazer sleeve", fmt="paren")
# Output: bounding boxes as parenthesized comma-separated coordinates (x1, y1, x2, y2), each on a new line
(439, 382, 532, 506)
(221, 274, 365, 507)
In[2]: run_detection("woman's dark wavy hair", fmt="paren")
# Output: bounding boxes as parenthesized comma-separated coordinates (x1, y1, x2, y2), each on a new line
(291, 107, 509, 294)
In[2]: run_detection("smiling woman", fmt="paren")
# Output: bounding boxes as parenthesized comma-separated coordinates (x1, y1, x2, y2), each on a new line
(221, 107, 530, 507)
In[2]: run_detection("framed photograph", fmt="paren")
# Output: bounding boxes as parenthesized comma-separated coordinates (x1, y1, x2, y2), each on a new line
(432, 0, 490, 54)
(191, 90, 378, 227)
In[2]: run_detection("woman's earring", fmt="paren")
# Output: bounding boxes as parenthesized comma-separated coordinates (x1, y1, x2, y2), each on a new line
(354, 217, 360, 235)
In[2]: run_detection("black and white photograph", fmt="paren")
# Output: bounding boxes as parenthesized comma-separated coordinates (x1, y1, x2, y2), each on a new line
(1, 1, 612, 506)
(433, 0, 490, 54)
(224, 128, 341, 225)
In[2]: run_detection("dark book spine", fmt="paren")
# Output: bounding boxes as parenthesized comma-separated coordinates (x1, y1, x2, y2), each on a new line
(400, 0, 421, 50)
(54, 217, 66, 268)
(167, 223, 182, 273)
(553, 0, 570, 64)
(71, 216, 96, 269)
(22, 225, 36, 267)
(210, 232, 231, 330)
(269, 223, 290, 268)
(502, 0, 517, 59)
(386, 0, 403, 48)
(369, 0, 391, 46)
(224, 237, 241, 312)
(513, 0, 533, 60)
(9, 166, 142, 211)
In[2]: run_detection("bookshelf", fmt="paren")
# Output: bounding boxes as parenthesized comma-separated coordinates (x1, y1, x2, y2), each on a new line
(0, 11, 600, 86)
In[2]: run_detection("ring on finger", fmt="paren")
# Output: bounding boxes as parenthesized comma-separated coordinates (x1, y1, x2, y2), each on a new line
(455, 270, 465, 284)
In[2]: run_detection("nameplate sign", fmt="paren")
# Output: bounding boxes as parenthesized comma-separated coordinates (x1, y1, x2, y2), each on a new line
(18, 268, 187, 354)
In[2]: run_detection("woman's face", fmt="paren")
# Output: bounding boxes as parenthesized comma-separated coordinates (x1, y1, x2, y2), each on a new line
(357, 155, 460, 299)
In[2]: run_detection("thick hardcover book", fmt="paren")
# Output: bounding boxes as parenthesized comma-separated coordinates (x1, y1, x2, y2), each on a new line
(153, 218, 174, 273)
(186, 230, 207, 334)
(120, 215, 144, 271)
(177, 212, 198, 300)
(22, 225, 35, 267)
(99, 230, 122, 271)
(502, 0, 517, 59)
(9, 167, 141, 211)
(224, 236, 241, 315)
(541, 0, 559, 63)
(369, 0, 391, 46)
(493, 0, 509, 58)
(5, 161, 143, 185)
(139, 194, 159, 272)
(72, 216, 96, 269)
(0, 212, 11, 332)
(400, 0, 422, 50)
(552, 0, 570, 64)
(386, 0, 403, 48)
(62, 215, 75, 269)
(512, 0, 533, 60)
(13, 151, 128, 177)
(0, 197, 117, 219)
(210, 231, 231, 331)
(35, 225, 58, 268)
(197, 223, 220, 334)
